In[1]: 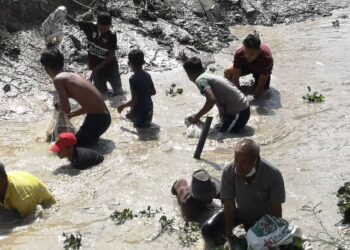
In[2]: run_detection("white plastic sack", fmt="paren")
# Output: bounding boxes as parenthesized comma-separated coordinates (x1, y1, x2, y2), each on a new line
(246, 215, 302, 250)
(41, 6, 67, 45)
(185, 116, 204, 138)
(48, 111, 76, 142)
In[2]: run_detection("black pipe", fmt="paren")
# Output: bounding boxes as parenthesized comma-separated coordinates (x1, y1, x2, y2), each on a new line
(193, 116, 213, 159)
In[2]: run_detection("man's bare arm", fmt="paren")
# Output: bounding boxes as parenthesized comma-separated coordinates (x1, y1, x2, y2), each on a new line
(69, 107, 86, 118)
(269, 203, 282, 218)
(232, 67, 241, 88)
(254, 74, 269, 98)
(224, 200, 236, 238)
(53, 79, 71, 114)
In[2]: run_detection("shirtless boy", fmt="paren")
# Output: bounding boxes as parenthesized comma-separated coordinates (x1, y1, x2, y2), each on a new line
(41, 48, 111, 146)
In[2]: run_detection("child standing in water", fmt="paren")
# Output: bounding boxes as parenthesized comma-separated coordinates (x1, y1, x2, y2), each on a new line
(117, 49, 156, 127)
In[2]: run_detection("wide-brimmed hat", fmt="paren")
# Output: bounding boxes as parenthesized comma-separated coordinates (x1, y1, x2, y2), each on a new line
(189, 169, 220, 203)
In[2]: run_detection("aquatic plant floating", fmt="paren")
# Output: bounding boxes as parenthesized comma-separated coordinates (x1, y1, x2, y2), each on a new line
(165, 83, 183, 97)
(62, 232, 82, 250)
(110, 208, 135, 225)
(337, 182, 350, 224)
(302, 86, 325, 102)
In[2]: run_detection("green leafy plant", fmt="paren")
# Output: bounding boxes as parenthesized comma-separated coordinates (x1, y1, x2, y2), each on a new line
(139, 206, 162, 218)
(337, 182, 350, 224)
(159, 215, 175, 232)
(300, 203, 349, 249)
(63, 232, 82, 250)
(165, 83, 183, 97)
(302, 86, 325, 102)
(110, 208, 135, 225)
(178, 222, 201, 247)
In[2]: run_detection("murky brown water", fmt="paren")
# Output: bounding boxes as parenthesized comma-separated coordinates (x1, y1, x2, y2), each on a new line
(1, 8, 350, 250)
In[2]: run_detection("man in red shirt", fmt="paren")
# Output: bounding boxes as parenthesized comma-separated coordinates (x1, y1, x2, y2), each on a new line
(68, 12, 123, 95)
(224, 34, 273, 98)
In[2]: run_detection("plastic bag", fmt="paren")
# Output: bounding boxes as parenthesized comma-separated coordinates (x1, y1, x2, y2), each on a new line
(41, 6, 67, 45)
(48, 111, 76, 142)
(246, 215, 303, 250)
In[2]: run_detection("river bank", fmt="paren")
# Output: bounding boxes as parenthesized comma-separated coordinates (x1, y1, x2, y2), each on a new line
(1, 2, 350, 250)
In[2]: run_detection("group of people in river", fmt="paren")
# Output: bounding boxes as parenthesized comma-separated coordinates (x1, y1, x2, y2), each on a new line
(0, 11, 283, 249)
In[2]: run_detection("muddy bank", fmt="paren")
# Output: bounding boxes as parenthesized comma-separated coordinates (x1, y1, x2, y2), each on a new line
(0, 0, 349, 121)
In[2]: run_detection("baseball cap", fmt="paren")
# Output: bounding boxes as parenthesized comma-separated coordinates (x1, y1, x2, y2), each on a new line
(50, 132, 77, 153)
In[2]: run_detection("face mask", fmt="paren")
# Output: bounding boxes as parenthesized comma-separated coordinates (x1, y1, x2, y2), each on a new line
(245, 167, 256, 177)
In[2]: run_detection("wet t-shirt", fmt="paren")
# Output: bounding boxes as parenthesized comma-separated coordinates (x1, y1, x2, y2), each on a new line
(78, 21, 118, 72)
(129, 70, 156, 115)
(72, 147, 104, 170)
(1, 171, 55, 217)
(220, 158, 285, 227)
(234, 44, 273, 75)
(195, 73, 249, 115)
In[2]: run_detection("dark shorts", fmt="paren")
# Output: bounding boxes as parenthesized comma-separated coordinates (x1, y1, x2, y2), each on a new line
(93, 69, 123, 95)
(75, 113, 111, 147)
(201, 209, 245, 247)
(127, 109, 153, 128)
(241, 67, 271, 89)
(220, 107, 250, 133)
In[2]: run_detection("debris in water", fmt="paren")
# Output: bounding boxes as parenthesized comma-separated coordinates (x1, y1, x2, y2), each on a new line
(159, 215, 175, 232)
(138, 206, 162, 218)
(337, 182, 350, 224)
(332, 20, 340, 27)
(62, 232, 82, 250)
(2, 84, 11, 93)
(302, 86, 325, 102)
(110, 208, 135, 225)
(165, 83, 183, 97)
(178, 222, 201, 247)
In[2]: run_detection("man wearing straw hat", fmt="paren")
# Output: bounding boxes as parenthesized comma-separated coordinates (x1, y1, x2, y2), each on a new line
(171, 169, 221, 224)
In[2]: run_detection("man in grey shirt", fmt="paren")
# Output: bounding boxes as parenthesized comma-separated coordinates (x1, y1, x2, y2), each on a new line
(183, 57, 250, 133)
(201, 138, 285, 248)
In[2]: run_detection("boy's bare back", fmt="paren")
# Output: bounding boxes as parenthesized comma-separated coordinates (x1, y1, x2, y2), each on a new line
(53, 72, 108, 114)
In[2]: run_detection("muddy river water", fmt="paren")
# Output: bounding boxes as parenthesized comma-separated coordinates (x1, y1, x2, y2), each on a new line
(0, 7, 350, 250)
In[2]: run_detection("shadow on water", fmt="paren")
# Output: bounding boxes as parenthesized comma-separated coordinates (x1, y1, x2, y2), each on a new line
(197, 158, 224, 171)
(240, 85, 282, 116)
(0, 208, 35, 236)
(207, 125, 255, 142)
(52, 164, 81, 176)
(120, 124, 160, 141)
(106, 94, 127, 108)
(87, 138, 116, 155)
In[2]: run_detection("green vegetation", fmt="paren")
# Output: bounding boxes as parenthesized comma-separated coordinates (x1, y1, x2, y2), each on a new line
(139, 206, 162, 218)
(302, 86, 325, 102)
(110, 208, 135, 225)
(159, 215, 175, 232)
(301, 203, 349, 249)
(62, 232, 82, 250)
(337, 182, 350, 224)
(178, 222, 201, 247)
(165, 83, 183, 97)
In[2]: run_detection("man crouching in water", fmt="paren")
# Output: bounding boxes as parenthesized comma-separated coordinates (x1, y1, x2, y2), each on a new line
(40, 48, 111, 147)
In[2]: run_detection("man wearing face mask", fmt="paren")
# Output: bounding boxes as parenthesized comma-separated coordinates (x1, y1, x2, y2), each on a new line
(201, 138, 285, 248)
(224, 33, 273, 98)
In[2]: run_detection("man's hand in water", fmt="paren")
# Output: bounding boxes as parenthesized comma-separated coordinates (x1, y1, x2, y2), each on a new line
(188, 114, 200, 124)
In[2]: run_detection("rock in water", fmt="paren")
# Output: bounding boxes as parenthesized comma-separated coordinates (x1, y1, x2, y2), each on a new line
(3, 84, 11, 93)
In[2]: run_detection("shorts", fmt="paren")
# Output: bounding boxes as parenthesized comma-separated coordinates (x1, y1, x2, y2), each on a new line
(128, 109, 153, 128)
(75, 113, 111, 147)
(93, 69, 123, 95)
(241, 67, 271, 89)
(220, 107, 250, 133)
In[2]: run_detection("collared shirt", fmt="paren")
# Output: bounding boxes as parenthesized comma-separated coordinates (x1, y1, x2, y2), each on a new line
(195, 73, 249, 115)
(220, 158, 285, 227)
(78, 21, 118, 72)
(0, 171, 55, 217)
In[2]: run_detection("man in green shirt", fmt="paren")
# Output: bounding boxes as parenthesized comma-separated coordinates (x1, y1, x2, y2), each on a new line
(0, 162, 55, 218)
